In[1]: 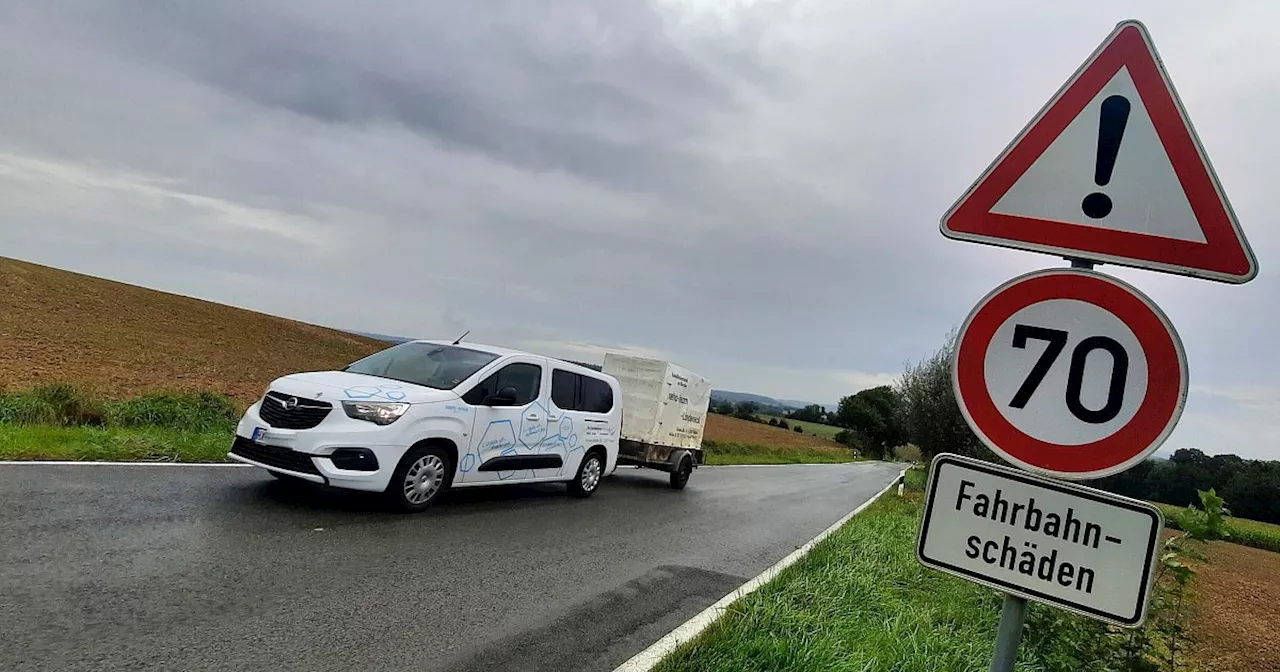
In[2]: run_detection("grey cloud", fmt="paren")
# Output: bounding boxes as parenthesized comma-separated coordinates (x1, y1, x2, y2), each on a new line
(36, 1, 773, 196)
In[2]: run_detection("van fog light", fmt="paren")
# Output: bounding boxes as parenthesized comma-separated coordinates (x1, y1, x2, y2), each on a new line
(330, 448, 379, 471)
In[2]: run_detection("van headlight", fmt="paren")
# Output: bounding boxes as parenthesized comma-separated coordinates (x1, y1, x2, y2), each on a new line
(342, 401, 410, 425)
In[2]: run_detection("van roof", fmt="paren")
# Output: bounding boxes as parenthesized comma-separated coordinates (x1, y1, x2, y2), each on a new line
(414, 340, 612, 379)
(416, 339, 528, 358)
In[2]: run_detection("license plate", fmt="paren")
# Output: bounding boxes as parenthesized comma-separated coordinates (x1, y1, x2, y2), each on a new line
(251, 427, 268, 444)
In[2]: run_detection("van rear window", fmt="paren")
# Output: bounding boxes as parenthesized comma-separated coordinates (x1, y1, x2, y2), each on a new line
(580, 376, 613, 413)
(551, 369, 613, 413)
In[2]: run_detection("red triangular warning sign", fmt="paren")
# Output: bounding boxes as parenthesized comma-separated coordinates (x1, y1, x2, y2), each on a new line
(941, 20, 1257, 284)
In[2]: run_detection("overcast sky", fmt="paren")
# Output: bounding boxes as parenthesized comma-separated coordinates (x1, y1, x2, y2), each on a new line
(1, 1, 1277, 460)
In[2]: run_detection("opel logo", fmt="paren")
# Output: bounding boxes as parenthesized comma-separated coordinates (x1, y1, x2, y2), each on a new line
(281, 396, 298, 410)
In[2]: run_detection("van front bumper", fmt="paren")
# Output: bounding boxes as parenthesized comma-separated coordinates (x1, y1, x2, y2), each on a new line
(231, 405, 409, 493)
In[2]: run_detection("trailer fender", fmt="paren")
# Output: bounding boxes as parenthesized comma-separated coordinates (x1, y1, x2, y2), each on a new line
(668, 449, 695, 472)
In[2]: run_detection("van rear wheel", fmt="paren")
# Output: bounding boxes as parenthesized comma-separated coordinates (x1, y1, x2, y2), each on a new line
(567, 450, 604, 498)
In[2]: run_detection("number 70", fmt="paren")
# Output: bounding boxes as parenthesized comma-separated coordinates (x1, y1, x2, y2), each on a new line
(1008, 324, 1129, 424)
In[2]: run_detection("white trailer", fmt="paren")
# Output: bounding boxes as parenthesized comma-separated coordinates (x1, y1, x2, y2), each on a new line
(601, 353, 712, 489)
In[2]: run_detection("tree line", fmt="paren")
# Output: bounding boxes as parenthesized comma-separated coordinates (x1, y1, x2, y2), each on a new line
(711, 328, 1280, 525)
(709, 400, 809, 433)
(1090, 448, 1280, 525)
(709, 388, 907, 458)
(887, 329, 1280, 525)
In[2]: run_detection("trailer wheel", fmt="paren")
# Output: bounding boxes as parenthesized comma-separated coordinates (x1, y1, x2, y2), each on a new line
(670, 455, 693, 490)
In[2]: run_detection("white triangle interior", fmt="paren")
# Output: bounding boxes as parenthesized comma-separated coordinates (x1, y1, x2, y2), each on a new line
(990, 66, 1206, 243)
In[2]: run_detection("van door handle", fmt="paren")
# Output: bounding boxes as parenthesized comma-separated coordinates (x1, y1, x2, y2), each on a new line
(525, 414, 542, 422)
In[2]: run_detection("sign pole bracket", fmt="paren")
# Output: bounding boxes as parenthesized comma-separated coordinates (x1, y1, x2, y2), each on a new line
(989, 593, 1028, 672)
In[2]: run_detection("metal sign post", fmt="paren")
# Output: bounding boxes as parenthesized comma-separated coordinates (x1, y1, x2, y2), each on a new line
(990, 595, 1027, 672)
(997, 249, 1090, 671)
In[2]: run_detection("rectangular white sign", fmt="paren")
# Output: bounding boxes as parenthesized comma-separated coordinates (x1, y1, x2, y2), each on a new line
(917, 454, 1164, 626)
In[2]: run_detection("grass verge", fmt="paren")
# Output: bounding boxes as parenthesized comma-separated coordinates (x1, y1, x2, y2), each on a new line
(0, 425, 232, 462)
(702, 439, 855, 465)
(0, 384, 241, 431)
(655, 468, 1163, 672)
(1156, 502, 1280, 554)
(0, 384, 242, 462)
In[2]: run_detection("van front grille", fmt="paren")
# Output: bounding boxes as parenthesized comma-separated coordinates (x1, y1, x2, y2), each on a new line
(257, 391, 332, 430)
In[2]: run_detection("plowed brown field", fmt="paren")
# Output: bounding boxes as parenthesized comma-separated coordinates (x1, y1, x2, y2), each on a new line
(1188, 540, 1280, 671)
(0, 257, 385, 402)
(703, 413, 846, 449)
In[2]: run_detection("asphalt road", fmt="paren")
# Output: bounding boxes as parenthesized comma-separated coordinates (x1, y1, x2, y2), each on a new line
(1, 460, 903, 672)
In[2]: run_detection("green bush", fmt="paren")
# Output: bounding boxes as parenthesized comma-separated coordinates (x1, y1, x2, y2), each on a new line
(833, 429, 861, 448)
(0, 383, 106, 426)
(894, 444, 923, 462)
(0, 392, 60, 425)
(0, 385, 242, 432)
(105, 391, 242, 432)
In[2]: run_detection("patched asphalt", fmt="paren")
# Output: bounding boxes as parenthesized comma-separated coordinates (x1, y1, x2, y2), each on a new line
(0, 460, 903, 672)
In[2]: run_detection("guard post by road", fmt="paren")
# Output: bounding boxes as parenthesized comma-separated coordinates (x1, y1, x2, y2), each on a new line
(925, 19, 1257, 672)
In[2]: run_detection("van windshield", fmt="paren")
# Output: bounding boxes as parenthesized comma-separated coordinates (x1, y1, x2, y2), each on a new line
(343, 342, 499, 390)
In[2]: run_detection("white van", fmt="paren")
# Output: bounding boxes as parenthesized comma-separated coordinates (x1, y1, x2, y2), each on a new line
(228, 340, 622, 512)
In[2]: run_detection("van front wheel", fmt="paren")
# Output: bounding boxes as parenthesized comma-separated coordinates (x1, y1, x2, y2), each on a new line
(387, 445, 452, 512)
(567, 451, 604, 498)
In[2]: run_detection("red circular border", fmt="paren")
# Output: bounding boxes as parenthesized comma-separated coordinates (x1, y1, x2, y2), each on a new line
(955, 271, 1184, 475)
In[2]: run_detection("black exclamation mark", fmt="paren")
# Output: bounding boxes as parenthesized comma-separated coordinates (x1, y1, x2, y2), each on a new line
(1081, 95, 1131, 219)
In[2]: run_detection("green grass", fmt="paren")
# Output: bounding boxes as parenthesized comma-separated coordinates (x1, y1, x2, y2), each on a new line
(655, 470, 1147, 672)
(0, 425, 232, 462)
(0, 384, 243, 462)
(702, 439, 855, 465)
(1156, 502, 1280, 553)
(0, 384, 241, 432)
(758, 414, 842, 438)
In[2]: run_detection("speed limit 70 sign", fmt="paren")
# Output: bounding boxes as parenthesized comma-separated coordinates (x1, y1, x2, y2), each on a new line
(953, 269, 1187, 480)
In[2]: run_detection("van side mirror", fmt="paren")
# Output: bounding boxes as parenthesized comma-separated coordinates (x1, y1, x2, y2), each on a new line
(485, 386, 520, 407)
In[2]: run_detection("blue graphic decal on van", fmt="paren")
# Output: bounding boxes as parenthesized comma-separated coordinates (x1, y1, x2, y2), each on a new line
(343, 384, 407, 401)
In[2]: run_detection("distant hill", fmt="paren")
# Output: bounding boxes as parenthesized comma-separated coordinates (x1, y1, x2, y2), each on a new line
(346, 330, 416, 344)
(710, 389, 811, 411)
(0, 257, 387, 402)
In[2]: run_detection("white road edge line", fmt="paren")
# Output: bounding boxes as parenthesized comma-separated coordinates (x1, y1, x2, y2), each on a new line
(612, 466, 910, 672)
(0, 461, 251, 467)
